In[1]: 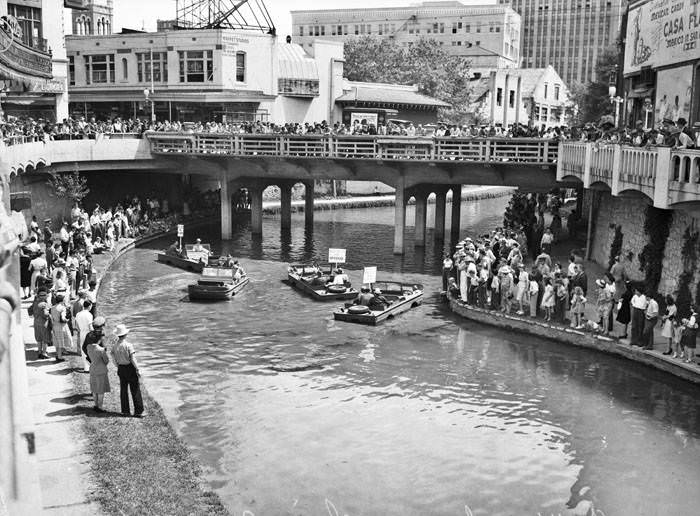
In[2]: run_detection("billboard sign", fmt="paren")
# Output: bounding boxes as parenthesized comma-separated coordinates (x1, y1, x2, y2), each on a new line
(625, 1, 700, 74)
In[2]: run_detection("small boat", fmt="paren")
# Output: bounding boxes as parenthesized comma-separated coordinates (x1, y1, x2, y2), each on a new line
(287, 264, 358, 301)
(188, 266, 249, 301)
(157, 243, 211, 272)
(333, 281, 423, 325)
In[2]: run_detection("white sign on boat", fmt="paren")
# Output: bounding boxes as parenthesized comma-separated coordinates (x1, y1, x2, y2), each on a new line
(328, 248, 347, 264)
(362, 266, 377, 284)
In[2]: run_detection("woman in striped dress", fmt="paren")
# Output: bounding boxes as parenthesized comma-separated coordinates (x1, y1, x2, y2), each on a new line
(50, 294, 72, 362)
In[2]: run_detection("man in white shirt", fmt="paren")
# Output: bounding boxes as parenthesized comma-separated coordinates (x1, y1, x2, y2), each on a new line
(642, 292, 659, 350)
(630, 287, 648, 346)
(331, 268, 349, 286)
(74, 300, 94, 373)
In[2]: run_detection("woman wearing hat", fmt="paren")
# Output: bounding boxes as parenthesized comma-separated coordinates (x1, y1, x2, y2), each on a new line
(32, 289, 51, 359)
(50, 294, 71, 362)
(86, 328, 110, 413)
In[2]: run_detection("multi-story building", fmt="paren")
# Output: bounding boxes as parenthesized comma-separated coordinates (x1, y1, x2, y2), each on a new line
(499, 0, 627, 85)
(65, 1, 346, 124)
(292, 1, 521, 69)
(0, 0, 73, 120)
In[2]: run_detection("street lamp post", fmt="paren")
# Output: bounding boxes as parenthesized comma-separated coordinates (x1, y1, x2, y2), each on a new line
(143, 88, 155, 124)
(643, 97, 654, 130)
(608, 85, 624, 128)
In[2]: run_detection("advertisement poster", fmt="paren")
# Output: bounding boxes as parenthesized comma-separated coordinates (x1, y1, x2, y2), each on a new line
(350, 112, 378, 127)
(625, 0, 700, 73)
(655, 65, 693, 121)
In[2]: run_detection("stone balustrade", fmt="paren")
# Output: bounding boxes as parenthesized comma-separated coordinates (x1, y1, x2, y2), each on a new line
(146, 132, 559, 164)
(556, 142, 700, 209)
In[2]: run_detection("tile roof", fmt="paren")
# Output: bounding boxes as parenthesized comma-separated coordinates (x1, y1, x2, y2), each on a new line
(336, 86, 450, 108)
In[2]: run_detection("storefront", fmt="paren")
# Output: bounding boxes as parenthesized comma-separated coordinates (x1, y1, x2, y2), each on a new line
(624, 0, 700, 127)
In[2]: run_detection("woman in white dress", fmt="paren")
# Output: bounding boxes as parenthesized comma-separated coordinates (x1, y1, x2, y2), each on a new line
(661, 295, 677, 355)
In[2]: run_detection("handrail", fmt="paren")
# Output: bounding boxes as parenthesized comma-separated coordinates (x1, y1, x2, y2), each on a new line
(146, 132, 560, 164)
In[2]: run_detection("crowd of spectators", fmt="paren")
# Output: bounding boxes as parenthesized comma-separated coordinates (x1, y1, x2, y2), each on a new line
(3, 112, 699, 151)
(445, 222, 698, 363)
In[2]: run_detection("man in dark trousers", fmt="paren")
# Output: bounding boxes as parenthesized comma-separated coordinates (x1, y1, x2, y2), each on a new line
(110, 324, 144, 418)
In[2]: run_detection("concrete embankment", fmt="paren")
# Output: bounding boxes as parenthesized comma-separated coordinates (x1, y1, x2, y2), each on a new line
(448, 297, 700, 385)
(262, 186, 514, 214)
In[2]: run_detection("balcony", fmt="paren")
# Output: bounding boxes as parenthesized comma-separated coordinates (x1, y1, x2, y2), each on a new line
(557, 142, 700, 209)
(0, 25, 52, 80)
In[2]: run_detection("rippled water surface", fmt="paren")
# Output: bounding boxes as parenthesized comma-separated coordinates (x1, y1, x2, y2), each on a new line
(99, 199, 700, 516)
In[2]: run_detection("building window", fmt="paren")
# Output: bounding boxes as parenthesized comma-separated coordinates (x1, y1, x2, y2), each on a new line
(68, 56, 75, 86)
(439, 23, 444, 33)
(354, 25, 359, 35)
(452, 22, 458, 34)
(554, 84, 560, 100)
(137, 52, 168, 83)
(476, 22, 481, 33)
(235, 52, 246, 82)
(7, 3, 43, 49)
(465, 24, 470, 33)
(178, 50, 213, 83)
(509, 90, 515, 108)
(122, 57, 128, 80)
(496, 87, 503, 107)
(544, 83, 549, 99)
(299, 25, 304, 36)
(85, 54, 115, 84)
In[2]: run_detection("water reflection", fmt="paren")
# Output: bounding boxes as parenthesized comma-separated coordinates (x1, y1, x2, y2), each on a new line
(98, 199, 700, 516)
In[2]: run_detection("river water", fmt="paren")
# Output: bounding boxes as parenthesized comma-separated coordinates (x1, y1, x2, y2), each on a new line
(99, 198, 700, 516)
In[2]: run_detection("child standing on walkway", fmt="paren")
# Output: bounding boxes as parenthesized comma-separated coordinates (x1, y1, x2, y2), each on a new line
(529, 274, 539, 318)
(541, 277, 555, 322)
(570, 286, 587, 329)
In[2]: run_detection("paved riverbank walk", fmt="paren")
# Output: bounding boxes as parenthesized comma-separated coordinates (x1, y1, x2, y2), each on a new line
(447, 255, 700, 385)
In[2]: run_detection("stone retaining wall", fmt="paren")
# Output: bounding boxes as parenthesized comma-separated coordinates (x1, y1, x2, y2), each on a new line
(448, 298, 700, 385)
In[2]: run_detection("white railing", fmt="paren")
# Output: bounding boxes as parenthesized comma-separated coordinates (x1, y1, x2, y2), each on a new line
(558, 142, 700, 208)
(146, 132, 560, 165)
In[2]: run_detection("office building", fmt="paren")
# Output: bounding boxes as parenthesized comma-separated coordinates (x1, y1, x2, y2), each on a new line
(499, 0, 626, 85)
(292, 1, 521, 68)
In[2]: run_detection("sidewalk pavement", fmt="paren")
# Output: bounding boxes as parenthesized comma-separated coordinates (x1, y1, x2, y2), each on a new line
(22, 240, 134, 515)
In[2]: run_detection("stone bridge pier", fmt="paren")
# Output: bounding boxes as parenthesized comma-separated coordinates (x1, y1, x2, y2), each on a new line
(394, 183, 463, 254)
(220, 176, 315, 239)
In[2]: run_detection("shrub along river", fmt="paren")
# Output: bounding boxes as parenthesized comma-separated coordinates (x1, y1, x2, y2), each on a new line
(99, 198, 700, 515)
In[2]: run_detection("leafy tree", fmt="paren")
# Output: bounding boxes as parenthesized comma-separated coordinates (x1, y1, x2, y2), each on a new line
(344, 36, 472, 125)
(48, 171, 90, 217)
(568, 46, 620, 124)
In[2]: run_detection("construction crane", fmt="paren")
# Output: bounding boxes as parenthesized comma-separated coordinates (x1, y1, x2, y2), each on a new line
(175, 0, 276, 34)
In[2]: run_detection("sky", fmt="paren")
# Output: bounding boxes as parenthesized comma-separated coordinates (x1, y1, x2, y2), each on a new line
(104, 0, 495, 37)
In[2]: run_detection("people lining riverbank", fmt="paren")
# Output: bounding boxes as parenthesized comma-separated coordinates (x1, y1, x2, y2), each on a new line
(21, 213, 228, 514)
(443, 224, 700, 383)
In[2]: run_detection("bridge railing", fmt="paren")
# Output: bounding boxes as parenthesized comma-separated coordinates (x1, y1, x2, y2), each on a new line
(557, 141, 700, 208)
(146, 132, 559, 164)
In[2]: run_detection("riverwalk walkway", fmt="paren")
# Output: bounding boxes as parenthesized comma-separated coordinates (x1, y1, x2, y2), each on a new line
(21, 240, 132, 515)
(261, 185, 513, 213)
(447, 250, 700, 384)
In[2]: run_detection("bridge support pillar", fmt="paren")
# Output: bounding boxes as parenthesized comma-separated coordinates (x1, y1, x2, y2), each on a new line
(304, 182, 314, 227)
(414, 194, 427, 247)
(280, 184, 292, 230)
(450, 185, 462, 242)
(434, 190, 446, 242)
(220, 178, 232, 240)
(393, 185, 406, 255)
(250, 187, 263, 235)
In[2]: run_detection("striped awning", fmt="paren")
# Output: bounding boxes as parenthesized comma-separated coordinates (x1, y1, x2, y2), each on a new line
(276, 43, 319, 81)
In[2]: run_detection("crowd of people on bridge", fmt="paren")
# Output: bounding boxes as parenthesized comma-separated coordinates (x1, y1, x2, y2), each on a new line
(445, 223, 698, 364)
(5, 111, 699, 156)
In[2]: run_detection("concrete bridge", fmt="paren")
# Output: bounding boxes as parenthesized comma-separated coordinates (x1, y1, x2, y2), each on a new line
(2, 133, 565, 253)
(557, 142, 700, 211)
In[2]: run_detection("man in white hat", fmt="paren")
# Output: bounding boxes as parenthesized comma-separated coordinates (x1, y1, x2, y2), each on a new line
(110, 324, 144, 417)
